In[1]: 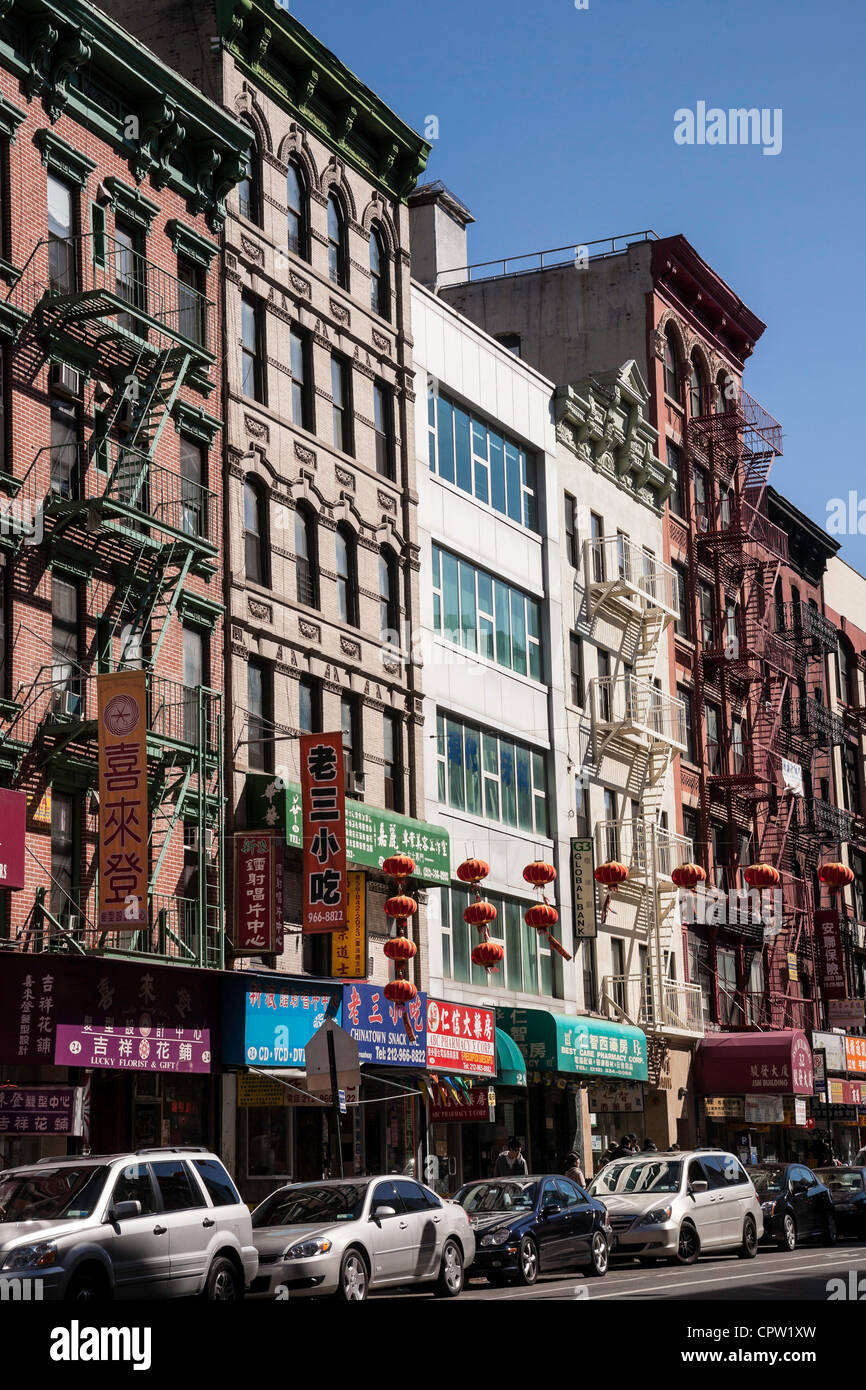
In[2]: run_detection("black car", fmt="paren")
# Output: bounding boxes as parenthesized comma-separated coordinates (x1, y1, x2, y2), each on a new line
(815, 1167, 866, 1239)
(454, 1175, 612, 1286)
(751, 1163, 836, 1250)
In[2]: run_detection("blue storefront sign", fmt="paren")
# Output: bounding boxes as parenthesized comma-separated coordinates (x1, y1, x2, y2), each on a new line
(223, 985, 341, 1067)
(342, 982, 427, 1068)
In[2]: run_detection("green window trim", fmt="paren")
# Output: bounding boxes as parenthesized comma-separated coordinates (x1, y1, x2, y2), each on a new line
(166, 218, 219, 268)
(0, 95, 25, 142)
(435, 710, 549, 837)
(35, 130, 97, 186)
(177, 591, 223, 632)
(432, 543, 543, 682)
(101, 176, 160, 230)
(173, 400, 222, 446)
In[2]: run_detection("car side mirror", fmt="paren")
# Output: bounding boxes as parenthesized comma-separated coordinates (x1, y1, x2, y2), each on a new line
(370, 1205, 396, 1222)
(109, 1200, 142, 1222)
(689, 1180, 708, 1194)
(543, 1201, 562, 1216)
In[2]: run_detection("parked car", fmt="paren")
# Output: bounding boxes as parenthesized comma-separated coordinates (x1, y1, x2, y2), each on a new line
(249, 1176, 474, 1301)
(751, 1163, 836, 1250)
(588, 1149, 763, 1264)
(815, 1167, 866, 1239)
(454, 1175, 612, 1286)
(0, 1147, 258, 1301)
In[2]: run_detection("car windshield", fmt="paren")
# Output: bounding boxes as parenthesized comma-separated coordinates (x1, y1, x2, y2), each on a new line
(0, 1166, 108, 1222)
(456, 1181, 538, 1213)
(750, 1168, 786, 1196)
(822, 1171, 865, 1196)
(590, 1160, 683, 1196)
(252, 1183, 368, 1228)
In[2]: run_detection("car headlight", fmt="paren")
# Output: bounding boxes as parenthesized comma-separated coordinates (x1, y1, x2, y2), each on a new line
(761, 1200, 777, 1215)
(2, 1241, 57, 1270)
(480, 1228, 513, 1247)
(284, 1238, 333, 1259)
(636, 1206, 673, 1227)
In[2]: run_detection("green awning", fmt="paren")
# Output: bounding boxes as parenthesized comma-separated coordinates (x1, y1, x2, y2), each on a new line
(498, 1008, 648, 1082)
(492, 1028, 527, 1087)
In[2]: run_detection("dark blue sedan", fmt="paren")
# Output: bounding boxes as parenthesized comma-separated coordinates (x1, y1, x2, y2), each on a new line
(815, 1167, 866, 1239)
(454, 1175, 612, 1286)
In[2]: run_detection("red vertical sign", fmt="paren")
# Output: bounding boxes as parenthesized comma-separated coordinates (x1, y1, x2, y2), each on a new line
(814, 908, 847, 1000)
(301, 731, 347, 933)
(0, 788, 26, 890)
(234, 832, 276, 955)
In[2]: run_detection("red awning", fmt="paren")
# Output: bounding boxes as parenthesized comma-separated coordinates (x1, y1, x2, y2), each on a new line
(695, 1030, 814, 1097)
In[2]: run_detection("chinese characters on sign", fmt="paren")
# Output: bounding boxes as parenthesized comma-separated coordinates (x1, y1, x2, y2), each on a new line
(428, 1089, 492, 1124)
(342, 982, 427, 1067)
(814, 909, 847, 1000)
(846, 1036, 866, 1076)
(426, 999, 495, 1077)
(300, 732, 347, 933)
(242, 991, 335, 1067)
(97, 671, 148, 930)
(331, 871, 366, 978)
(234, 833, 277, 955)
(0, 788, 26, 890)
(571, 838, 597, 940)
(54, 1024, 211, 1073)
(0, 1086, 83, 1136)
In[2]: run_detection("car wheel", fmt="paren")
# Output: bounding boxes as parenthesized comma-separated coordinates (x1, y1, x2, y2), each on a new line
(587, 1230, 609, 1277)
(825, 1211, 838, 1246)
(204, 1256, 242, 1301)
(778, 1215, 797, 1252)
(737, 1217, 759, 1260)
(434, 1240, 464, 1298)
(675, 1222, 700, 1265)
(516, 1236, 538, 1286)
(64, 1268, 109, 1303)
(335, 1249, 368, 1302)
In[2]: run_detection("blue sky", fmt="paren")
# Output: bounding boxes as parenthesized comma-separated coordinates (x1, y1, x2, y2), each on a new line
(293, 0, 866, 569)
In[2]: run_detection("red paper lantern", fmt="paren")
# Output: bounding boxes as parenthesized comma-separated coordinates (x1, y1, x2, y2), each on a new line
(525, 903, 559, 929)
(464, 899, 497, 927)
(818, 862, 854, 891)
(594, 861, 629, 888)
(385, 894, 418, 921)
(523, 860, 557, 887)
(383, 936, 417, 962)
(671, 863, 707, 890)
(382, 854, 415, 881)
(457, 858, 490, 885)
(743, 862, 780, 889)
(472, 940, 504, 970)
(384, 978, 417, 1004)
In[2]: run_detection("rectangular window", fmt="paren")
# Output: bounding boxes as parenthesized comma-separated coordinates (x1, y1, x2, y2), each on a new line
(442, 885, 553, 996)
(682, 807, 698, 858)
(699, 581, 714, 648)
(705, 702, 720, 775)
(50, 398, 78, 499)
(180, 437, 205, 539)
(667, 440, 683, 518)
(241, 295, 264, 403)
(341, 695, 362, 792)
(431, 544, 542, 680)
(50, 790, 76, 927)
(717, 947, 739, 1026)
(673, 564, 690, 639)
(114, 219, 146, 334)
(436, 713, 548, 835)
(564, 493, 577, 567)
(0, 348, 7, 473)
(374, 381, 394, 479)
(177, 256, 205, 346)
(47, 174, 75, 291)
(290, 326, 311, 429)
(693, 466, 708, 527)
(51, 575, 79, 701)
(603, 788, 618, 861)
(427, 387, 537, 531)
(0, 563, 6, 699)
(590, 513, 604, 582)
(298, 676, 321, 734)
(383, 711, 403, 812)
(570, 634, 583, 706)
(851, 849, 866, 923)
(677, 684, 695, 762)
(182, 626, 205, 745)
(331, 353, 353, 456)
(247, 659, 271, 772)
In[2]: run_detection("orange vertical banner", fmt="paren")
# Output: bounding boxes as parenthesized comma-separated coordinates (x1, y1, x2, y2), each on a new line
(98, 671, 148, 932)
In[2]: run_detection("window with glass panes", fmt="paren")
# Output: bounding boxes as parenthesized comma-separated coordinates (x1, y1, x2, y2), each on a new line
(427, 388, 537, 530)
(383, 711, 402, 812)
(298, 676, 320, 734)
(241, 295, 263, 402)
(435, 713, 548, 835)
(290, 327, 311, 429)
(0, 562, 6, 698)
(373, 381, 394, 478)
(667, 441, 684, 517)
(851, 849, 866, 922)
(431, 545, 541, 680)
(569, 634, 582, 705)
(677, 683, 695, 761)
(673, 564, 689, 638)
(440, 884, 554, 997)
(564, 493, 577, 566)
(181, 438, 206, 539)
(331, 353, 352, 455)
(247, 660, 270, 772)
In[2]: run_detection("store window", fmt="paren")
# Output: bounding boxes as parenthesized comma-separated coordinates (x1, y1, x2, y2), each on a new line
(247, 1107, 292, 1178)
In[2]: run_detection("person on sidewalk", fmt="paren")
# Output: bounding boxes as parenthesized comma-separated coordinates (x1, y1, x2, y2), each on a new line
(563, 1151, 586, 1187)
(493, 1137, 528, 1176)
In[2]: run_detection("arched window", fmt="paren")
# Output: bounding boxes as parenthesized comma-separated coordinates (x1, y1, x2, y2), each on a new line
(663, 327, 681, 401)
(244, 477, 269, 585)
(689, 353, 704, 419)
(378, 547, 399, 641)
(327, 193, 347, 288)
(369, 226, 389, 320)
(716, 371, 734, 413)
(237, 125, 260, 224)
(336, 524, 359, 627)
(295, 504, 319, 608)
(286, 159, 308, 259)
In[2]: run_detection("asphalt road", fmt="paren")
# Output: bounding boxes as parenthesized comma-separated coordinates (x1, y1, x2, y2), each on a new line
(373, 1238, 866, 1301)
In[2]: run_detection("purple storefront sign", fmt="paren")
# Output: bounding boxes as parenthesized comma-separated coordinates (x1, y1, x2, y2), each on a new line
(0, 1086, 82, 1136)
(54, 1025, 211, 1074)
(0, 788, 26, 890)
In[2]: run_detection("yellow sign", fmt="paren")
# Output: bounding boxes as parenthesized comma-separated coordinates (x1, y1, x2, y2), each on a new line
(237, 1075, 289, 1108)
(331, 870, 366, 978)
(787, 952, 799, 982)
(705, 1096, 745, 1120)
(97, 671, 148, 931)
(30, 787, 52, 826)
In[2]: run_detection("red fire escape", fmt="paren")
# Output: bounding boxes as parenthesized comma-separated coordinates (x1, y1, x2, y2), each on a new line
(685, 386, 831, 1030)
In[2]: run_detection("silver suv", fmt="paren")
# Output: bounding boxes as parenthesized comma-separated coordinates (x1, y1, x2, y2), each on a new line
(0, 1147, 258, 1301)
(588, 1150, 764, 1264)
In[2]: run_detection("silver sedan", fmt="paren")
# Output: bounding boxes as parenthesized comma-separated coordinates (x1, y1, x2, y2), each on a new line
(249, 1176, 475, 1301)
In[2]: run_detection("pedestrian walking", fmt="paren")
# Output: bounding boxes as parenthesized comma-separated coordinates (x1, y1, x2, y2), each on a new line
(493, 1137, 528, 1177)
(563, 1150, 586, 1187)
(642, 1138, 658, 1152)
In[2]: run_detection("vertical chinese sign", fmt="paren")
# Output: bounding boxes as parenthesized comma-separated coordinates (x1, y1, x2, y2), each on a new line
(97, 671, 148, 931)
(300, 732, 347, 933)
(814, 908, 847, 1000)
(234, 833, 276, 955)
(331, 870, 366, 977)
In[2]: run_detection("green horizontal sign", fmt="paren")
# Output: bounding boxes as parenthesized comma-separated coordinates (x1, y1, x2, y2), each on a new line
(246, 773, 451, 885)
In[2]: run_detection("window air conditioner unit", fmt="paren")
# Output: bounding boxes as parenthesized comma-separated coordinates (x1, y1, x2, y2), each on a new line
(351, 772, 367, 797)
(48, 362, 82, 399)
(65, 914, 83, 939)
(187, 827, 214, 854)
(53, 687, 81, 718)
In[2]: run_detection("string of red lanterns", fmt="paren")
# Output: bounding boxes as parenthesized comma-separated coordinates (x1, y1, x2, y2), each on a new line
(522, 860, 571, 960)
(381, 855, 418, 1039)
